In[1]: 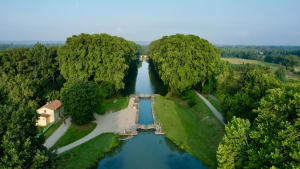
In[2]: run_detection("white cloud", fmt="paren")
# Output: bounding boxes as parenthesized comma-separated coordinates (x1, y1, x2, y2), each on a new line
(115, 27, 123, 33)
(76, 3, 79, 5)
(237, 30, 250, 37)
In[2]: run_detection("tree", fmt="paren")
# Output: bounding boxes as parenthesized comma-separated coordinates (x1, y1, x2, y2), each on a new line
(57, 33, 136, 97)
(0, 104, 57, 168)
(275, 66, 286, 82)
(148, 34, 226, 93)
(282, 55, 299, 68)
(217, 88, 300, 168)
(61, 78, 100, 125)
(219, 68, 281, 123)
(0, 44, 62, 108)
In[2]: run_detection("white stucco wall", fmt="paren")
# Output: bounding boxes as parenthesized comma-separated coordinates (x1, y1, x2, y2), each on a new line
(37, 108, 55, 123)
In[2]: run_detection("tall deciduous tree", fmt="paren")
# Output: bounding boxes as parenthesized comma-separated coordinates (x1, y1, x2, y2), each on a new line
(217, 88, 300, 168)
(61, 78, 101, 125)
(0, 104, 57, 168)
(148, 34, 226, 93)
(57, 33, 136, 97)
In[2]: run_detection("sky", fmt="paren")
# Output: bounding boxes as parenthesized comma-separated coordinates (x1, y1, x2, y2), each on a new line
(0, 0, 299, 45)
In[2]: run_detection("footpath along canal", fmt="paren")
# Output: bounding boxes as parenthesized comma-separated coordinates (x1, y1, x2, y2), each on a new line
(93, 60, 208, 169)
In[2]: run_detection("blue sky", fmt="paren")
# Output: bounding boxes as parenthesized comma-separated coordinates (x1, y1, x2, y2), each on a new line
(0, 0, 299, 45)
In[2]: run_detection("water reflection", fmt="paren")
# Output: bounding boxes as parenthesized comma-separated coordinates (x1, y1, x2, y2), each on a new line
(121, 60, 167, 96)
(94, 132, 207, 169)
(94, 60, 207, 169)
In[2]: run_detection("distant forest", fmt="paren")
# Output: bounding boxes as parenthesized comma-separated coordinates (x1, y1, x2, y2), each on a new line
(0, 43, 65, 50)
(219, 46, 300, 58)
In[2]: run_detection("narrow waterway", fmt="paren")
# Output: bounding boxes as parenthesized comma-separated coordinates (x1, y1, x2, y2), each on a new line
(93, 60, 207, 169)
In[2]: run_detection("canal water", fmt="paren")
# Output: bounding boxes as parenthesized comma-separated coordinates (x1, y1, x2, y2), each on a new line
(93, 60, 207, 169)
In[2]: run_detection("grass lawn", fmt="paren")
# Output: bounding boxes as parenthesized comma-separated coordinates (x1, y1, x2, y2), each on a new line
(201, 93, 222, 113)
(44, 116, 68, 140)
(97, 93, 130, 115)
(56, 133, 119, 169)
(153, 93, 225, 169)
(52, 122, 97, 149)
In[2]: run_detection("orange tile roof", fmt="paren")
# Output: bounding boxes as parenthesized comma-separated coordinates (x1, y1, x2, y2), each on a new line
(38, 100, 62, 111)
(40, 113, 50, 117)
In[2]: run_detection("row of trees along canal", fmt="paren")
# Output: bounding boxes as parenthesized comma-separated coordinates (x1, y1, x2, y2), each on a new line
(148, 34, 300, 168)
(148, 34, 227, 105)
(0, 33, 139, 168)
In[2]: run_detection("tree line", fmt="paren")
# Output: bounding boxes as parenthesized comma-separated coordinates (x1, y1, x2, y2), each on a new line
(0, 33, 137, 168)
(0, 43, 65, 50)
(219, 46, 300, 57)
(216, 61, 300, 167)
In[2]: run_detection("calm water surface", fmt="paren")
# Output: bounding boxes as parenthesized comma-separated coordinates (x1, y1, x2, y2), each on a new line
(94, 60, 207, 169)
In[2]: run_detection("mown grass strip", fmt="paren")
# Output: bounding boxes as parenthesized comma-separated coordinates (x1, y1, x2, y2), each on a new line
(52, 122, 97, 149)
(56, 133, 119, 169)
(153, 94, 225, 169)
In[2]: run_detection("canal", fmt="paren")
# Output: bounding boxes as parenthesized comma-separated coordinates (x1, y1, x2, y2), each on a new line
(93, 60, 207, 169)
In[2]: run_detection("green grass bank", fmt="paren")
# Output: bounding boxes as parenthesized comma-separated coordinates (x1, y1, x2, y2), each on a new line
(52, 122, 97, 149)
(153, 93, 225, 168)
(97, 92, 129, 115)
(56, 133, 119, 169)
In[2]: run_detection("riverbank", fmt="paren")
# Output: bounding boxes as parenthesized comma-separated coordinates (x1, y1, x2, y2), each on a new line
(153, 93, 225, 168)
(56, 133, 119, 169)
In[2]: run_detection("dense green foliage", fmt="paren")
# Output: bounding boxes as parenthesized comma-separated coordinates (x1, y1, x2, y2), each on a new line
(57, 33, 136, 97)
(264, 54, 299, 68)
(0, 44, 64, 108)
(135, 44, 148, 55)
(61, 78, 101, 125)
(218, 67, 281, 123)
(217, 88, 300, 168)
(275, 66, 286, 82)
(0, 104, 57, 168)
(148, 34, 226, 94)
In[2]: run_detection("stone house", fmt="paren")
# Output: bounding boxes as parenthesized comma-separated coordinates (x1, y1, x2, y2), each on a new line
(36, 100, 65, 126)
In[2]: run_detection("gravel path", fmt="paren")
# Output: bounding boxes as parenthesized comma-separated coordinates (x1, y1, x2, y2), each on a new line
(193, 89, 225, 125)
(207, 93, 219, 103)
(57, 97, 136, 154)
(44, 116, 71, 148)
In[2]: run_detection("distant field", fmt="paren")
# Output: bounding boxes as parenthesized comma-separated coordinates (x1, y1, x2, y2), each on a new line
(220, 57, 279, 70)
(220, 57, 300, 80)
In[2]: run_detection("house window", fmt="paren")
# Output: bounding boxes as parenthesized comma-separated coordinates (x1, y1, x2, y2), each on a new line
(44, 110, 46, 113)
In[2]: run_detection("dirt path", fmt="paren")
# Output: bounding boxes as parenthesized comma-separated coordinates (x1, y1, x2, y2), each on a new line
(193, 89, 225, 125)
(57, 97, 136, 154)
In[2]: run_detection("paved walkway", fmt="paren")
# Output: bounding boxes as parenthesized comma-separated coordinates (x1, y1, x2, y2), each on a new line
(193, 89, 225, 125)
(44, 116, 72, 148)
(207, 93, 219, 103)
(57, 97, 136, 154)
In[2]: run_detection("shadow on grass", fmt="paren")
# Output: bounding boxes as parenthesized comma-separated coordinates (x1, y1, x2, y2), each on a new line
(154, 94, 225, 169)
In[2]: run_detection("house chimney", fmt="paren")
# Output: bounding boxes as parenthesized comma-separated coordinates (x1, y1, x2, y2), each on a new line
(50, 101, 52, 103)
(47, 102, 49, 105)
